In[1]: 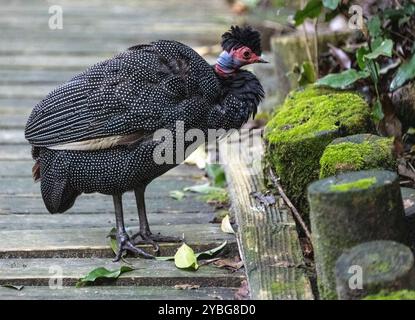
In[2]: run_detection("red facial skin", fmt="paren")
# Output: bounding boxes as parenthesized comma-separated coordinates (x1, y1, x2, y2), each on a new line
(230, 46, 262, 66)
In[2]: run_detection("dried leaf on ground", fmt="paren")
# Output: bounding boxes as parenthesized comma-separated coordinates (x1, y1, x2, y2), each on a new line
(235, 280, 250, 300)
(221, 215, 235, 234)
(398, 162, 415, 181)
(174, 284, 200, 290)
(213, 257, 244, 271)
(404, 199, 415, 209)
(1, 284, 24, 291)
(250, 191, 276, 206)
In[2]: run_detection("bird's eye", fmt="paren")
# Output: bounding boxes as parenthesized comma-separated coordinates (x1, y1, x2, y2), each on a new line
(243, 51, 251, 59)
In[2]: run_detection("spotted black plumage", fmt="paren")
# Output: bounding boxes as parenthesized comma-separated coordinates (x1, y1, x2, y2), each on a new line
(25, 26, 265, 260)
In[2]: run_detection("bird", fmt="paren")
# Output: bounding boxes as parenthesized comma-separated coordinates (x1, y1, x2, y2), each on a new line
(24, 25, 265, 261)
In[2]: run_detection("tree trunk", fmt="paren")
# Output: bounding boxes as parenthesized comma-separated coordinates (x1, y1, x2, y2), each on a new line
(335, 241, 415, 300)
(307, 170, 410, 299)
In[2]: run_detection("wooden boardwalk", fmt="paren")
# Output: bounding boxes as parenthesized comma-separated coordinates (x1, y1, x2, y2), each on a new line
(0, 0, 243, 299)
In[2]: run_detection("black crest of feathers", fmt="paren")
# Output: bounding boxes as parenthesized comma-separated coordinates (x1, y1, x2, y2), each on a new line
(221, 25, 262, 56)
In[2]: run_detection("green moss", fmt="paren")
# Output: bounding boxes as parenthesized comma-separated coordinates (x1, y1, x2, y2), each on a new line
(364, 290, 415, 300)
(265, 85, 371, 214)
(320, 134, 395, 178)
(330, 177, 377, 192)
(270, 278, 305, 297)
(364, 253, 392, 274)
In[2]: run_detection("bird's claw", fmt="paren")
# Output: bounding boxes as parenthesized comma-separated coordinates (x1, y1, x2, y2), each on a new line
(131, 231, 182, 253)
(113, 232, 155, 262)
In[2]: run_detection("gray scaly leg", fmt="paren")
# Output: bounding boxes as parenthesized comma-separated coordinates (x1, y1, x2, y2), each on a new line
(113, 193, 154, 261)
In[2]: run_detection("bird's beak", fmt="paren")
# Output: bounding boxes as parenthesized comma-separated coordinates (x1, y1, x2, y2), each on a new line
(256, 58, 269, 64)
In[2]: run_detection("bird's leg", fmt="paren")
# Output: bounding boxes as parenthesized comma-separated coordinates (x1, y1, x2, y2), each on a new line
(131, 186, 181, 250)
(112, 194, 154, 262)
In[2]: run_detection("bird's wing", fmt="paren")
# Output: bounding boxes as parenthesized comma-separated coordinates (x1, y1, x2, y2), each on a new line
(25, 41, 219, 150)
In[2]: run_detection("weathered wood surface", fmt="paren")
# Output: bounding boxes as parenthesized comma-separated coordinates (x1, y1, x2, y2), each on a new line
(0, 225, 237, 258)
(0, 0, 240, 300)
(0, 286, 235, 300)
(223, 132, 314, 300)
(0, 258, 244, 287)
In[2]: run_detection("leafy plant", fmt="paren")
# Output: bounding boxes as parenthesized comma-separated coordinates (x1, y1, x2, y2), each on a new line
(295, 0, 415, 122)
(205, 164, 227, 188)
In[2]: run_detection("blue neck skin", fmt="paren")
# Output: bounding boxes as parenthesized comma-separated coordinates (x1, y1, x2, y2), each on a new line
(215, 50, 242, 76)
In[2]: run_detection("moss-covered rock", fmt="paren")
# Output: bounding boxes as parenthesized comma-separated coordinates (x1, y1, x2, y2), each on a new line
(265, 86, 372, 215)
(364, 290, 415, 300)
(320, 134, 396, 179)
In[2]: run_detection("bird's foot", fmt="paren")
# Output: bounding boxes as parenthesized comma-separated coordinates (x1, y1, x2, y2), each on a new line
(113, 232, 154, 262)
(131, 231, 182, 253)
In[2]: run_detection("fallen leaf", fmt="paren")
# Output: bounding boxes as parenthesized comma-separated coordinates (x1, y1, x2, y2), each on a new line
(184, 145, 207, 169)
(1, 284, 24, 291)
(169, 190, 185, 200)
(399, 163, 415, 181)
(156, 241, 227, 262)
(174, 243, 199, 270)
(213, 257, 244, 271)
(196, 241, 227, 259)
(76, 266, 135, 287)
(174, 284, 200, 290)
(250, 191, 276, 206)
(221, 215, 235, 234)
(404, 199, 415, 209)
(184, 183, 224, 194)
(235, 280, 250, 300)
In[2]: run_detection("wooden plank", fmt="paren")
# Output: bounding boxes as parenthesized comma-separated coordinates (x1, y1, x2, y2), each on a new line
(0, 70, 75, 85)
(0, 160, 203, 178)
(0, 285, 236, 300)
(0, 224, 237, 258)
(0, 194, 212, 215)
(0, 115, 28, 129)
(0, 212, 216, 230)
(0, 258, 243, 287)
(0, 56, 106, 71)
(0, 130, 25, 144)
(0, 98, 40, 111)
(223, 133, 313, 300)
(0, 176, 205, 195)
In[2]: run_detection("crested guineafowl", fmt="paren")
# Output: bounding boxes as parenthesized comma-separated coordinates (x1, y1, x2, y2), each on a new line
(25, 26, 265, 261)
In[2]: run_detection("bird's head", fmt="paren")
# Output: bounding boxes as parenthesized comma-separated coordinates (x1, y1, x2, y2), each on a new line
(215, 25, 267, 77)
